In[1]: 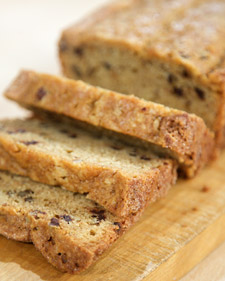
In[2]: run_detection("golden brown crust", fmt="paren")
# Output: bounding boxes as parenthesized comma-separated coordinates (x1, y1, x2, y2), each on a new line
(0, 118, 177, 218)
(209, 67, 225, 146)
(0, 172, 139, 273)
(60, 0, 225, 75)
(4, 70, 215, 176)
(58, 0, 225, 145)
(0, 208, 32, 242)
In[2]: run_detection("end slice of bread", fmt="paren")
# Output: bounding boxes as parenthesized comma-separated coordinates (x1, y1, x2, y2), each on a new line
(0, 171, 140, 273)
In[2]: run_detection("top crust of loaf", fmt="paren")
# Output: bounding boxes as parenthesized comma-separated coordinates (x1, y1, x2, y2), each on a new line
(5, 70, 215, 177)
(60, 0, 225, 77)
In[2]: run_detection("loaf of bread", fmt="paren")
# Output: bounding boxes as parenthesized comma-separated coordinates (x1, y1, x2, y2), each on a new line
(59, 0, 225, 145)
(0, 171, 141, 273)
(0, 118, 177, 218)
(4, 70, 214, 177)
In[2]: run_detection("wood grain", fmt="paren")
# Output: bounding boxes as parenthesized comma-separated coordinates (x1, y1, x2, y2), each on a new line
(181, 241, 225, 281)
(0, 151, 224, 281)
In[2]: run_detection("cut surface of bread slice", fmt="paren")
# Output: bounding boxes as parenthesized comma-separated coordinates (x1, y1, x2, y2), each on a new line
(0, 118, 177, 218)
(58, 0, 225, 145)
(5, 70, 214, 177)
(0, 171, 139, 273)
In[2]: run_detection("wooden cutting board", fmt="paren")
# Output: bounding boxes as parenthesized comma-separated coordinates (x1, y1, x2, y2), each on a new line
(0, 152, 225, 281)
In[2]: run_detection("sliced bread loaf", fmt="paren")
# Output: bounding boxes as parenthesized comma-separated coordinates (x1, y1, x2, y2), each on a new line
(0, 171, 139, 273)
(58, 0, 225, 145)
(4, 70, 214, 177)
(0, 118, 177, 218)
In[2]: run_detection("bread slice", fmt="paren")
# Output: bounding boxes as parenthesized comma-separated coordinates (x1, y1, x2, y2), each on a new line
(58, 0, 225, 145)
(0, 118, 177, 218)
(0, 171, 140, 273)
(4, 70, 214, 177)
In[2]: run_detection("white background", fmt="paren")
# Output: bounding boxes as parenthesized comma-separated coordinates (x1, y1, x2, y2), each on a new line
(0, 1, 225, 280)
(0, 0, 106, 118)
